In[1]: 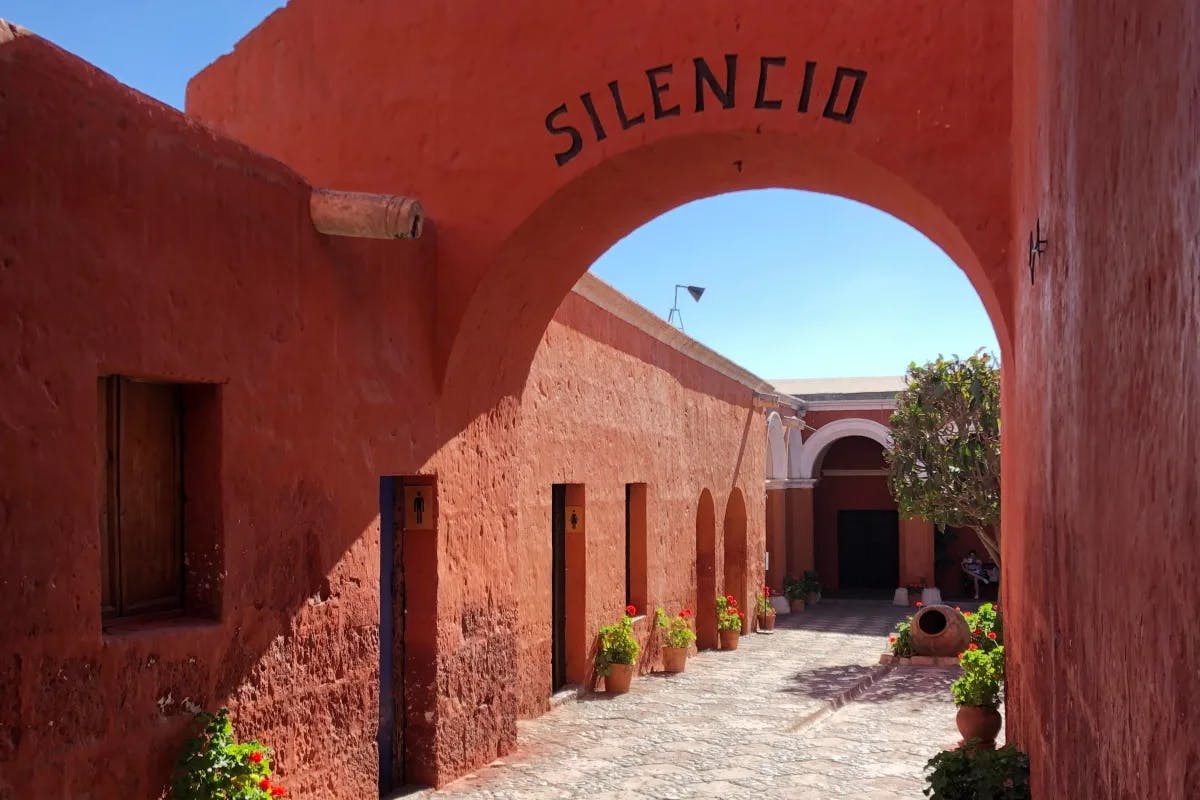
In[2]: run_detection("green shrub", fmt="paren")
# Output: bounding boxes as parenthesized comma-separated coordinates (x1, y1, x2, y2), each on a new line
(964, 602, 1004, 652)
(655, 607, 697, 649)
(170, 708, 287, 799)
(889, 617, 915, 657)
(924, 741, 1030, 799)
(715, 594, 744, 631)
(594, 611, 639, 676)
(952, 645, 1005, 708)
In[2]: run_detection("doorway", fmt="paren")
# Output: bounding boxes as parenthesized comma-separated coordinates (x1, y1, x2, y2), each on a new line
(378, 476, 406, 794)
(551, 484, 567, 692)
(837, 510, 900, 590)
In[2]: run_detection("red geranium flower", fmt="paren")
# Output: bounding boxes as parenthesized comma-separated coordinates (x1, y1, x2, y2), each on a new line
(248, 751, 263, 764)
(974, 628, 982, 636)
(987, 631, 997, 640)
(915, 601, 923, 607)
(271, 788, 286, 798)
(889, 636, 896, 643)
(954, 606, 962, 612)
(968, 643, 978, 651)
(957, 651, 964, 659)
(726, 595, 735, 604)
(737, 610, 745, 618)
(259, 778, 271, 791)
(626, 605, 637, 616)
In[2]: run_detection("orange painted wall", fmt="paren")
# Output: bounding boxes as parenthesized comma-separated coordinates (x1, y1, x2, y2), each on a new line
(1006, 1, 1200, 796)
(509, 292, 765, 719)
(0, 28, 765, 797)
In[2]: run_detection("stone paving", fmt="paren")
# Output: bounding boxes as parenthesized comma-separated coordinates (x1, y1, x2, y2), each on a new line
(405, 600, 970, 799)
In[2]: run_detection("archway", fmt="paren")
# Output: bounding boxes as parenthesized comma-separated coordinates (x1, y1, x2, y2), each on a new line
(796, 417, 892, 481)
(722, 488, 749, 634)
(766, 411, 787, 480)
(694, 489, 718, 650)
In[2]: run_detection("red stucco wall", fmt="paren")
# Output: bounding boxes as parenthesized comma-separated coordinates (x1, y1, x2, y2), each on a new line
(0, 26, 765, 796)
(1006, 1, 1200, 796)
(509, 292, 765, 719)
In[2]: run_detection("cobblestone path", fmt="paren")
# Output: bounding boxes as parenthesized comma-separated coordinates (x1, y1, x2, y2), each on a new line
(405, 600, 969, 799)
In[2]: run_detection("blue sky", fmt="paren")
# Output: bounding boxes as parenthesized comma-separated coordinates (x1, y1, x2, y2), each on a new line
(7, 2, 998, 380)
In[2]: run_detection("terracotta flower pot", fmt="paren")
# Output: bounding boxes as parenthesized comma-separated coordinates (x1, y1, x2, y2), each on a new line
(955, 705, 1002, 746)
(789, 598, 805, 613)
(806, 591, 819, 605)
(757, 614, 775, 631)
(718, 629, 740, 651)
(604, 662, 635, 694)
(661, 647, 688, 673)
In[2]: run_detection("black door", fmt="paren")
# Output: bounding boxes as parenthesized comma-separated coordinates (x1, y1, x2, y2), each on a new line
(378, 477, 404, 794)
(837, 510, 899, 590)
(551, 484, 567, 691)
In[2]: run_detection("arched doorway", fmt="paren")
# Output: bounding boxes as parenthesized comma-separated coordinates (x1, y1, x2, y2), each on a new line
(722, 488, 749, 634)
(694, 489, 717, 650)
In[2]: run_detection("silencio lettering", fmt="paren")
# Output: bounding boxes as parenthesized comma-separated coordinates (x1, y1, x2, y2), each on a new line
(545, 55, 868, 167)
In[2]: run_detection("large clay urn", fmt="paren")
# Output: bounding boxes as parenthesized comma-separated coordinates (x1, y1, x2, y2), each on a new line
(605, 663, 635, 694)
(956, 705, 1002, 747)
(910, 605, 971, 656)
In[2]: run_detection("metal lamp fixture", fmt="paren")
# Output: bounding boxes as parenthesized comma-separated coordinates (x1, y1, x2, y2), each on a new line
(667, 284, 705, 330)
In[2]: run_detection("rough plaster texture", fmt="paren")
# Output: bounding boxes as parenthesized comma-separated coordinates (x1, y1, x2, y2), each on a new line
(0, 27, 765, 795)
(1006, 1, 1200, 797)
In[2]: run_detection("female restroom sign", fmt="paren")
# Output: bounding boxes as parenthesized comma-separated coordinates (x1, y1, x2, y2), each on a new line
(565, 506, 584, 533)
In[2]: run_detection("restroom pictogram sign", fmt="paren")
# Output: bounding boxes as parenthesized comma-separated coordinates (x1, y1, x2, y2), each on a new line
(565, 506, 583, 532)
(404, 485, 434, 531)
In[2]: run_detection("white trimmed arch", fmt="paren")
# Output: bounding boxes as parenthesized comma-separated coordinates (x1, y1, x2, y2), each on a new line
(766, 411, 787, 480)
(796, 418, 892, 480)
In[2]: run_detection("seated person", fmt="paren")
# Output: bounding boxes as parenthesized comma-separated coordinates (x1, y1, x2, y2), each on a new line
(961, 549, 990, 599)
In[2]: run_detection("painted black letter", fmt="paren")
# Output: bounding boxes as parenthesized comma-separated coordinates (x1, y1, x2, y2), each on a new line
(579, 92, 608, 141)
(797, 60, 817, 113)
(545, 103, 583, 167)
(608, 80, 646, 129)
(822, 66, 868, 123)
(645, 64, 682, 119)
(693, 54, 737, 111)
(755, 56, 786, 110)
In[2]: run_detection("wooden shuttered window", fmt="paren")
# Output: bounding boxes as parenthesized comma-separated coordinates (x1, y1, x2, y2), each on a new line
(100, 376, 184, 619)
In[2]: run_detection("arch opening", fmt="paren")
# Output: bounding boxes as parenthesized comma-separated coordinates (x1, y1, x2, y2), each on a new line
(694, 489, 718, 651)
(722, 488, 749, 635)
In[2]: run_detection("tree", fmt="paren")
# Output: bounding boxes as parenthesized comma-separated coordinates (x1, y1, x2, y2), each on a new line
(886, 351, 1001, 565)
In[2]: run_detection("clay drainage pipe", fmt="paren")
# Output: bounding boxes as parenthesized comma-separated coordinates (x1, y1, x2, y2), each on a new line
(309, 188, 424, 240)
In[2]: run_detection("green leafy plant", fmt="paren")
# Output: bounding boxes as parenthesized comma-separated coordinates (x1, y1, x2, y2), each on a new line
(886, 351, 1002, 565)
(656, 607, 697, 649)
(952, 645, 1005, 708)
(801, 569, 821, 595)
(715, 594, 744, 632)
(782, 575, 806, 601)
(924, 740, 1031, 799)
(755, 586, 774, 617)
(171, 708, 287, 799)
(594, 608, 640, 676)
(963, 602, 1004, 652)
(889, 616, 915, 657)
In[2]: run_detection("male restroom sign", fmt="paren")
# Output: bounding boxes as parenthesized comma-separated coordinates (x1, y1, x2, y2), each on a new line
(404, 484, 435, 531)
(544, 55, 868, 166)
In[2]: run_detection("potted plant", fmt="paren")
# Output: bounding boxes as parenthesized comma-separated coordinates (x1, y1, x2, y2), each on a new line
(951, 644, 1005, 746)
(802, 570, 822, 605)
(594, 605, 640, 693)
(924, 740, 1031, 799)
(654, 606, 696, 672)
(755, 586, 776, 631)
(783, 576, 806, 613)
(171, 708, 288, 799)
(906, 576, 927, 605)
(715, 594, 744, 650)
(888, 616, 915, 660)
